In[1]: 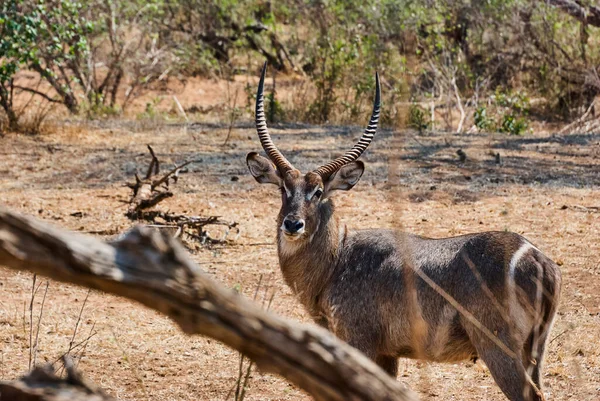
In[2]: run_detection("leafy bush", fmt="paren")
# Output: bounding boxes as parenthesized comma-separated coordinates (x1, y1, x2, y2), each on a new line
(493, 89, 530, 115)
(474, 90, 530, 135)
(499, 113, 528, 135)
(408, 103, 428, 132)
(1, 0, 177, 119)
(0, 0, 43, 131)
(266, 91, 284, 123)
(474, 107, 494, 132)
(4, 0, 600, 129)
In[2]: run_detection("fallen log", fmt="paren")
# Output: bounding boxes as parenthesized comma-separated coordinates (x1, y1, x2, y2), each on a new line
(0, 357, 114, 401)
(0, 207, 417, 401)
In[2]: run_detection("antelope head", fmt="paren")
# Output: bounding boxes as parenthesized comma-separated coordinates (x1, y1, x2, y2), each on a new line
(246, 63, 381, 243)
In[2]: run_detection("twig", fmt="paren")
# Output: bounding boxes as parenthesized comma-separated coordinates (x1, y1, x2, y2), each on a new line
(12, 85, 61, 104)
(74, 322, 96, 369)
(239, 356, 253, 401)
(452, 75, 466, 133)
(28, 274, 37, 371)
(133, 211, 239, 245)
(549, 328, 571, 344)
(172, 96, 188, 121)
(559, 99, 596, 133)
(150, 159, 196, 189)
(146, 145, 159, 179)
(33, 281, 49, 368)
(77, 229, 119, 235)
(52, 330, 99, 365)
(65, 289, 91, 361)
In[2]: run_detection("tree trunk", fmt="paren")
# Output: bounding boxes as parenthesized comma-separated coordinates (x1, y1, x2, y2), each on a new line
(0, 83, 19, 131)
(30, 64, 79, 114)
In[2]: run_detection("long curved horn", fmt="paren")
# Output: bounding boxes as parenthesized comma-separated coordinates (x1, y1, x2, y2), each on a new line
(314, 72, 381, 179)
(255, 62, 294, 174)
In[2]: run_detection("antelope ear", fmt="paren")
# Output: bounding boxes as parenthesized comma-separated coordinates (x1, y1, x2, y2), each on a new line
(246, 152, 282, 186)
(323, 161, 364, 192)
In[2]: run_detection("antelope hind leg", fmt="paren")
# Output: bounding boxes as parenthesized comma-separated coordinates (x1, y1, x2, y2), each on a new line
(466, 327, 542, 401)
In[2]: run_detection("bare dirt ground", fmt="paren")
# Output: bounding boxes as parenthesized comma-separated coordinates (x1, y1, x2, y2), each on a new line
(0, 118, 599, 400)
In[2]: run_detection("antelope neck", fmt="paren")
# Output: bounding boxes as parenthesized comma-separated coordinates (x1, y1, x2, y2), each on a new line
(276, 200, 342, 311)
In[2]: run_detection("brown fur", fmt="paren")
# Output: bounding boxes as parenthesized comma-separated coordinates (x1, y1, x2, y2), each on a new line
(247, 153, 562, 401)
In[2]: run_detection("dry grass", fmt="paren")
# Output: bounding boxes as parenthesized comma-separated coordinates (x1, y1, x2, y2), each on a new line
(0, 117, 598, 400)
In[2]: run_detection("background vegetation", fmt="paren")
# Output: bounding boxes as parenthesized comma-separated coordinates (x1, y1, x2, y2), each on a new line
(2, 0, 600, 134)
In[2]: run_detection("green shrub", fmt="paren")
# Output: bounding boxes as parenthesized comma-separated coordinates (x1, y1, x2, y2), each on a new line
(266, 91, 285, 123)
(408, 103, 428, 132)
(474, 107, 495, 131)
(499, 113, 528, 135)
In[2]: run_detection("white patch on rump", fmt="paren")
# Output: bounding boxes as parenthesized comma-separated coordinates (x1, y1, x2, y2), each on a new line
(509, 242, 534, 280)
(507, 241, 540, 335)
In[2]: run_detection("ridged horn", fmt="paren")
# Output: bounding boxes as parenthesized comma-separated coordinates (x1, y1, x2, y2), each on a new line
(255, 62, 293, 174)
(314, 72, 381, 179)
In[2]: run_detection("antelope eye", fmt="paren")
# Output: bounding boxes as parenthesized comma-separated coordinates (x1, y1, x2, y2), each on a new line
(314, 189, 323, 199)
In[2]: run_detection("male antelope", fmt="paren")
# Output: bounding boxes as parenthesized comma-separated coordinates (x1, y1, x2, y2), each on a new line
(246, 64, 561, 401)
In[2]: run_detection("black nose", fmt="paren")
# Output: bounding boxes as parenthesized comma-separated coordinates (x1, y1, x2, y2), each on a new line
(283, 218, 305, 234)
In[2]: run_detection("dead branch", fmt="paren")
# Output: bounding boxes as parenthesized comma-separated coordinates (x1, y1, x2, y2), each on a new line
(0, 357, 114, 401)
(12, 85, 62, 104)
(125, 146, 236, 244)
(558, 99, 597, 133)
(135, 211, 239, 244)
(451, 75, 466, 134)
(560, 204, 600, 213)
(126, 145, 195, 217)
(0, 208, 417, 401)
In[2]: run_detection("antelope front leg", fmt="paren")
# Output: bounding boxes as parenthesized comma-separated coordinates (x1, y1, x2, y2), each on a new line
(375, 355, 399, 377)
(313, 315, 330, 331)
(342, 332, 398, 377)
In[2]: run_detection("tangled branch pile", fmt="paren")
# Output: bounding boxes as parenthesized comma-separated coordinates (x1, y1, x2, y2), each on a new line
(125, 145, 237, 245)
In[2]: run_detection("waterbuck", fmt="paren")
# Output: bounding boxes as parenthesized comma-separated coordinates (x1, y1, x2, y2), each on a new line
(246, 64, 562, 401)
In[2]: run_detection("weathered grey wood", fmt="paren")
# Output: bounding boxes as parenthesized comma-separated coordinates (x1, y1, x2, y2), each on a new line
(0, 207, 417, 401)
(0, 358, 114, 401)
